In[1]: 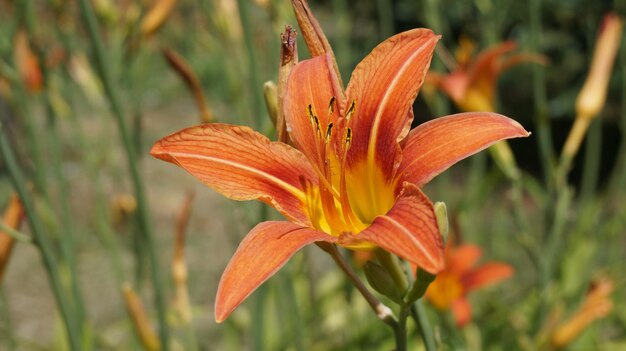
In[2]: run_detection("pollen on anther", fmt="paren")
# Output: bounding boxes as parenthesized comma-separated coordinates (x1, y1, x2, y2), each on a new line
(313, 116, 321, 133)
(328, 96, 336, 114)
(325, 123, 334, 141)
(346, 100, 356, 120)
(307, 104, 315, 120)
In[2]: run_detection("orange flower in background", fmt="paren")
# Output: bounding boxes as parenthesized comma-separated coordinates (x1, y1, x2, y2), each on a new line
(428, 40, 547, 112)
(152, 28, 528, 322)
(0, 194, 26, 283)
(550, 277, 614, 349)
(13, 30, 43, 93)
(425, 244, 514, 327)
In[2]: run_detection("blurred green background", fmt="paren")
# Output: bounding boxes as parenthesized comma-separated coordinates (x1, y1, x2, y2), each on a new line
(0, 0, 625, 350)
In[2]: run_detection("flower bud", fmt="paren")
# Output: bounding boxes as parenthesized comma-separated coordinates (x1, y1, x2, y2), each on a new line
(122, 284, 161, 351)
(290, 0, 343, 86)
(263, 81, 278, 129)
(140, 0, 177, 37)
(364, 261, 404, 303)
(434, 201, 448, 245)
(575, 13, 623, 121)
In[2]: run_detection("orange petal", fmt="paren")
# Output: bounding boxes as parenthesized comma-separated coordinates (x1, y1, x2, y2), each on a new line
(399, 112, 530, 187)
(346, 183, 444, 274)
(140, 0, 177, 36)
(438, 71, 470, 106)
(462, 263, 514, 291)
(500, 52, 549, 73)
(151, 124, 316, 225)
(13, 30, 43, 93)
(467, 41, 517, 84)
(452, 297, 472, 327)
(344, 29, 439, 180)
(284, 54, 344, 165)
(215, 221, 335, 322)
(0, 194, 25, 283)
(447, 244, 482, 276)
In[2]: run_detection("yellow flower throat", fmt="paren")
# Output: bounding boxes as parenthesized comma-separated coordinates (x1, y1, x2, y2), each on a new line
(300, 98, 396, 241)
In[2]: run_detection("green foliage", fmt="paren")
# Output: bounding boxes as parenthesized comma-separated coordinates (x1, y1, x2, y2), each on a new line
(0, 0, 624, 350)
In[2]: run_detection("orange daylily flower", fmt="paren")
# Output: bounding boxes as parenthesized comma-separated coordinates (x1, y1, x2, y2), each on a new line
(425, 244, 514, 327)
(550, 277, 614, 349)
(151, 29, 529, 323)
(0, 194, 26, 283)
(13, 30, 43, 93)
(428, 40, 547, 112)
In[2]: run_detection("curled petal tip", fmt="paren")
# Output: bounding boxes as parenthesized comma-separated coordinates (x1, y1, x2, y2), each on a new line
(149, 141, 174, 163)
(509, 119, 531, 138)
(149, 142, 162, 157)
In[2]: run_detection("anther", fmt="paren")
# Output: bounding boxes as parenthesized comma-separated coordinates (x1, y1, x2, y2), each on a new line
(346, 128, 352, 145)
(346, 100, 356, 120)
(328, 96, 336, 114)
(325, 123, 333, 141)
(313, 116, 321, 134)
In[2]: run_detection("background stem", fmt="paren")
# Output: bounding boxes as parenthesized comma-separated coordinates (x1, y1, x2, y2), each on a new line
(75, 0, 170, 348)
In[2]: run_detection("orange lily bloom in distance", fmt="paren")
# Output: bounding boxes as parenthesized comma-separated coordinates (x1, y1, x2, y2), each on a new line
(151, 29, 529, 323)
(428, 40, 547, 112)
(425, 243, 514, 327)
(13, 30, 43, 93)
(550, 277, 614, 349)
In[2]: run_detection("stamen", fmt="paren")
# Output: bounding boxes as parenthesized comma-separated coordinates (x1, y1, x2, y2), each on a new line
(300, 177, 323, 230)
(313, 116, 321, 135)
(345, 100, 356, 121)
(321, 141, 347, 234)
(325, 123, 333, 143)
(328, 96, 336, 114)
(308, 104, 321, 136)
(338, 130, 361, 231)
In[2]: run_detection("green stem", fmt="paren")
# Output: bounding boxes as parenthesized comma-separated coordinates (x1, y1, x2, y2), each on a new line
(0, 125, 82, 351)
(394, 305, 410, 351)
(43, 66, 87, 340)
(411, 300, 437, 351)
(423, 0, 444, 34)
(279, 271, 305, 351)
(236, 0, 265, 130)
(252, 285, 268, 351)
(539, 185, 572, 326)
(0, 288, 16, 350)
(75, 0, 170, 348)
(608, 36, 626, 197)
(317, 243, 398, 328)
(251, 205, 269, 351)
(12, 91, 49, 200)
(93, 177, 127, 284)
(580, 119, 602, 202)
(13, 0, 49, 201)
(529, 0, 555, 192)
(376, 0, 394, 40)
(331, 0, 351, 79)
(422, 0, 450, 118)
(0, 220, 32, 243)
